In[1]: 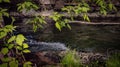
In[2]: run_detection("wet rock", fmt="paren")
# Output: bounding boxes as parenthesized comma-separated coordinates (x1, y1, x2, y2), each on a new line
(24, 51, 66, 66)
(78, 52, 107, 64)
(25, 50, 107, 66)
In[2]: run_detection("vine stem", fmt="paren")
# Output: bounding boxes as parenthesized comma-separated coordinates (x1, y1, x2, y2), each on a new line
(21, 52, 26, 62)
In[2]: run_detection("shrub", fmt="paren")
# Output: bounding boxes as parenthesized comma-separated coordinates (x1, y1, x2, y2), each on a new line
(61, 50, 82, 67)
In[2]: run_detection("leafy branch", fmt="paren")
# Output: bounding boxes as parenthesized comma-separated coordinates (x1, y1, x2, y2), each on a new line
(17, 1, 38, 12)
(50, 12, 71, 31)
(26, 16, 46, 32)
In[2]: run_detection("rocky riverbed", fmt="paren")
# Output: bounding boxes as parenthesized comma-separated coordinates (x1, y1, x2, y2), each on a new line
(24, 39, 115, 67)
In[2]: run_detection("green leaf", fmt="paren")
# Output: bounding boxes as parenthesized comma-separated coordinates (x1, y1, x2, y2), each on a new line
(8, 44, 14, 49)
(16, 34, 26, 46)
(1, 57, 11, 62)
(23, 61, 32, 67)
(108, 3, 113, 10)
(33, 24, 37, 32)
(32, 4, 39, 10)
(16, 46, 22, 50)
(9, 60, 18, 67)
(60, 21, 65, 27)
(1, 9, 7, 12)
(67, 24, 71, 30)
(86, 16, 90, 22)
(3, 12, 9, 17)
(53, 16, 58, 21)
(0, 63, 8, 67)
(1, 48, 9, 55)
(17, 6, 21, 10)
(55, 22, 61, 31)
(3, 0, 10, 3)
(8, 36, 16, 43)
(0, 31, 7, 39)
(4, 25, 16, 32)
(11, 17, 15, 24)
(0, 0, 2, 3)
(23, 43, 29, 49)
(23, 49, 31, 53)
(96, 0, 101, 4)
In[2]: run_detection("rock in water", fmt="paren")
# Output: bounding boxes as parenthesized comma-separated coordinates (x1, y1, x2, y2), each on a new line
(26, 39, 68, 52)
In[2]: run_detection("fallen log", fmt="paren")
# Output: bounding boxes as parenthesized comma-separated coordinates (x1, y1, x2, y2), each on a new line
(69, 21, 120, 25)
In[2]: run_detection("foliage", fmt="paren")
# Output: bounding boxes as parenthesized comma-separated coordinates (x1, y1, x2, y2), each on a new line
(0, 0, 118, 67)
(0, 0, 10, 3)
(17, 1, 47, 32)
(74, 1, 90, 22)
(106, 53, 120, 67)
(0, 1, 32, 66)
(62, 1, 90, 22)
(62, 0, 117, 21)
(0, 25, 31, 67)
(0, 25, 16, 39)
(62, 6, 75, 21)
(94, 0, 117, 15)
(50, 12, 71, 31)
(0, 8, 9, 17)
(26, 16, 46, 32)
(61, 50, 82, 67)
(17, 1, 38, 12)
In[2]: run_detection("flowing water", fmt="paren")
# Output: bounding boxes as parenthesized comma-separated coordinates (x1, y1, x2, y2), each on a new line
(31, 24, 120, 53)
(17, 22, 120, 53)
(26, 39, 68, 52)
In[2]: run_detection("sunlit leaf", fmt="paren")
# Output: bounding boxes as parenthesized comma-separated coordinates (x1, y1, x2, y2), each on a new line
(3, 12, 9, 17)
(67, 24, 71, 30)
(53, 16, 58, 21)
(55, 22, 61, 31)
(11, 17, 15, 24)
(16, 34, 26, 46)
(60, 21, 65, 27)
(0, 31, 7, 39)
(23, 61, 32, 67)
(23, 43, 29, 49)
(23, 49, 31, 53)
(8, 36, 16, 43)
(17, 6, 22, 11)
(4, 25, 16, 32)
(32, 4, 39, 10)
(8, 44, 14, 49)
(1, 48, 9, 55)
(9, 60, 18, 67)
(16, 46, 22, 50)
(33, 24, 37, 32)
(108, 3, 113, 11)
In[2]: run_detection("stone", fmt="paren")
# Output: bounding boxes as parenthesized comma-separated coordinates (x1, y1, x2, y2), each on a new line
(24, 51, 66, 66)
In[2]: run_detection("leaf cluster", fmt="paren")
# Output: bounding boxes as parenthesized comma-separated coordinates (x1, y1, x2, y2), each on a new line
(94, 0, 117, 15)
(50, 12, 71, 31)
(0, 8, 9, 17)
(26, 16, 46, 32)
(17, 1, 38, 12)
(0, 25, 16, 39)
(62, 2, 90, 22)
